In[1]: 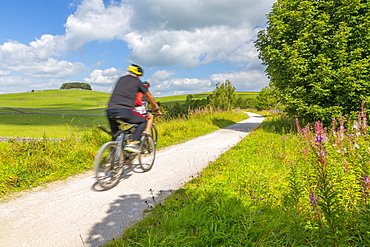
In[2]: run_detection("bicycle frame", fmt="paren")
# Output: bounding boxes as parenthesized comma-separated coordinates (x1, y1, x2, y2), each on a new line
(95, 117, 158, 189)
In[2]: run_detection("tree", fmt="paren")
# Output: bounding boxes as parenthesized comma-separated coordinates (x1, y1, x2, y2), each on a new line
(208, 80, 238, 111)
(60, 82, 92, 90)
(255, 86, 279, 111)
(255, 0, 370, 123)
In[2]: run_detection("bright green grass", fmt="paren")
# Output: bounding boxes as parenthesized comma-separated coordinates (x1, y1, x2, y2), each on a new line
(157, 93, 211, 106)
(105, 113, 370, 246)
(0, 114, 108, 138)
(0, 89, 110, 109)
(157, 92, 258, 106)
(237, 91, 259, 100)
(0, 90, 258, 138)
(104, 119, 308, 246)
(0, 110, 251, 198)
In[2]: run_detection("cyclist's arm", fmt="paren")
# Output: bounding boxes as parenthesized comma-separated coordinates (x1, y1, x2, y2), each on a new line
(144, 91, 160, 112)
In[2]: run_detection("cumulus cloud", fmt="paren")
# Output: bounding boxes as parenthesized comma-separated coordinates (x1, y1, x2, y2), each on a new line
(7, 59, 85, 79)
(64, 0, 133, 49)
(132, 0, 273, 31)
(125, 25, 257, 68)
(0, 76, 42, 93)
(210, 70, 269, 92)
(149, 70, 211, 96)
(0, 70, 11, 76)
(125, 0, 274, 68)
(0, 0, 274, 94)
(84, 67, 124, 86)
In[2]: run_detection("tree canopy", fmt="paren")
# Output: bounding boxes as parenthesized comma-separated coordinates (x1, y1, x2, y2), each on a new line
(208, 80, 238, 111)
(255, 0, 370, 123)
(60, 82, 92, 90)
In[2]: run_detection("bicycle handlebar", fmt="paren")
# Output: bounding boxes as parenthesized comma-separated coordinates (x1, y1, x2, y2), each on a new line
(147, 108, 163, 116)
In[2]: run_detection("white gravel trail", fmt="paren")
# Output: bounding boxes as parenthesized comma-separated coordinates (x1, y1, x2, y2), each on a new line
(0, 112, 264, 247)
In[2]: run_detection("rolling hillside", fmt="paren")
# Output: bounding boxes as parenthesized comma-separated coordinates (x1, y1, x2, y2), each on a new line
(0, 89, 258, 138)
(0, 90, 110, 138)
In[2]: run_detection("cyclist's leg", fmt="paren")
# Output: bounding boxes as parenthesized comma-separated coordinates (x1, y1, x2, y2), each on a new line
(107, 108, 147, 142)
(144, 112, 153, 133)
(106, 110, 121, 138)
(126, 109, 147, 142)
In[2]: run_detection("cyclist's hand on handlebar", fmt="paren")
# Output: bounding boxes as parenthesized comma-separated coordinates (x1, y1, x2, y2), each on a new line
(155, 110, 163, 116)
(148, 108, 162, 116)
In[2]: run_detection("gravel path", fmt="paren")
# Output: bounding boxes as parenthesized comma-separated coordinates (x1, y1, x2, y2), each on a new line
(0, 112, 264, 247)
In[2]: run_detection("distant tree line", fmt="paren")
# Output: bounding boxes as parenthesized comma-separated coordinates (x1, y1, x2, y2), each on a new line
(60, 82, 92, 90)
(159, 80, 276, 119)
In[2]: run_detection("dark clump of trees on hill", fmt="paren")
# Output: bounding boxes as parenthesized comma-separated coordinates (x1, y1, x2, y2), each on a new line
(60, 82, 92, 90)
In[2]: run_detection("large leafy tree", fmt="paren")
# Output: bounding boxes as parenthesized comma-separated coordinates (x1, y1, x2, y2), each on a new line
(255, 0, 370, 123)
(255, 86, 280, 111)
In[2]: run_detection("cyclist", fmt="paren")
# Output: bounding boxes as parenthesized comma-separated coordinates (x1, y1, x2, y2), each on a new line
(106, 64, 161, 153)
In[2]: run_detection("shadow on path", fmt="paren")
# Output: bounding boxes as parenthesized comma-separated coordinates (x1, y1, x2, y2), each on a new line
(86, 190, 173, 247)
(224, 114, 265, 133)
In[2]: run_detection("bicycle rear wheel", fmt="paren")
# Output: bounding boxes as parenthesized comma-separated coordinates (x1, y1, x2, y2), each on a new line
(94, 141, 124, 189)
(139, 134, 156, 171)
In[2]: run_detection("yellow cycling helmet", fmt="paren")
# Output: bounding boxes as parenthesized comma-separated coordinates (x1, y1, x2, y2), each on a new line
(127, 64, 143, 76)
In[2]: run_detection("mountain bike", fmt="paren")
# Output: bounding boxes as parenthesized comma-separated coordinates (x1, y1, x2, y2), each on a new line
(94, 120, 158, 190)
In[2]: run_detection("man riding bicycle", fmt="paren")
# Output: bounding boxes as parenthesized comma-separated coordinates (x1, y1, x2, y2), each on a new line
(106, 64, 162, 153)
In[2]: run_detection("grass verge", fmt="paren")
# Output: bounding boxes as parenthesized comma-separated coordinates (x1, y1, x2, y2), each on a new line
(0, 110, 249, 198)
(104, 113, 370, 246)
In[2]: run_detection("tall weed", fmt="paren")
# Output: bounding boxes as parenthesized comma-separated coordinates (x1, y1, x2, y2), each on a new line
(291, 101, 370, 245)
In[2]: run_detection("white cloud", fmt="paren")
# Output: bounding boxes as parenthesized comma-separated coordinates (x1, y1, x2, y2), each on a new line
(125, 0, 275, 68)
(150, 70, 175, 82)
(149, 68, 268, 96)
(0, 76, 43, 93)
(84, 67, 124, 86)
(125, 25, 257, 68)
(210, 70, 269, 92)
(0, 0, 274, 94)
(0, 70, 11, 76)
(0, 0, 133, 78)
(155, 77, 211, 92)
(148, 70, 210, 96)
(132, 0, 274, 31)
(64, 0, 133, 49)
(7, 58, 85, 79)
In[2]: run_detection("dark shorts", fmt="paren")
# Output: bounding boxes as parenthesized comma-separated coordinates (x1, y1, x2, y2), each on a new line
(107, 108, 148, 123)
(106, 108, 148, 140)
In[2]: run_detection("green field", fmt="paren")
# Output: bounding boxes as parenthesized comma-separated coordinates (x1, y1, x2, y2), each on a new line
(0, 90, 110, 138)
(0, 89, 109, 109)
(0, 90, 258, 138)
(157, 92, 258, 106)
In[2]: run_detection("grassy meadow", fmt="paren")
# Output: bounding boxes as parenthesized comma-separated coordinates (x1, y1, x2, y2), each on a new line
(0, 89, 249, 197)
(0, 89, 110, 138)
(105, 113, 370, 247)
(0, 90, 257, 138)
(1, 89, 369, 246)
(157, 92, 257, 106)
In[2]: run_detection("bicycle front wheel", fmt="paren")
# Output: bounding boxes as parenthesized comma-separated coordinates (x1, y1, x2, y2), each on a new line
(94, 141, 124, 189)
(139, 134, 156, 171)
(150, 125, 158, 145)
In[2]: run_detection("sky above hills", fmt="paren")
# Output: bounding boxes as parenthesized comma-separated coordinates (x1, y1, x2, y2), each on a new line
(0, 0, 275, 96)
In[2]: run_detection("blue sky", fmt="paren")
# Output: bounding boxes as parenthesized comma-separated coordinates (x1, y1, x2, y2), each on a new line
(0, 0, 275, 96)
